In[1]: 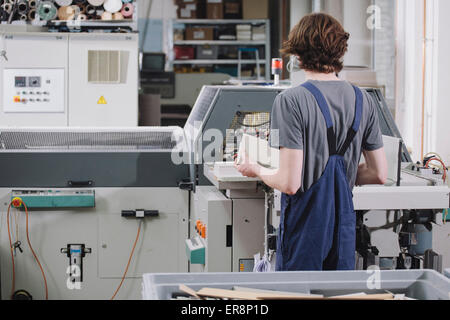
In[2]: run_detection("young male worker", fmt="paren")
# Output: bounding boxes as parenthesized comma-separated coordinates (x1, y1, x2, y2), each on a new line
(236, 13, 388, 271)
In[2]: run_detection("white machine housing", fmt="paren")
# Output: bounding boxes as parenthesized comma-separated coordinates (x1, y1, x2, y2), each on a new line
(0, 32, 139, 127)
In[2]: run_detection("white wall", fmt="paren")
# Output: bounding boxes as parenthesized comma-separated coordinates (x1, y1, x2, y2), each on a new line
(433, 0, 450, 163)
(289, 0, 374, 86)
(395, 0, 425, 162)
(395, 0, 450, 164)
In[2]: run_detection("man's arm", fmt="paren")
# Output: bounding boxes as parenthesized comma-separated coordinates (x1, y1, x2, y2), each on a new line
(356, 148, 388, 186)
(236, 148, 303, 196)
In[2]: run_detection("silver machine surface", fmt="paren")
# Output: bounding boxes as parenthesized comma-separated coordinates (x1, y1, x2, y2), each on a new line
(0, 32, 139, 127)
(0, 85, 449, 300)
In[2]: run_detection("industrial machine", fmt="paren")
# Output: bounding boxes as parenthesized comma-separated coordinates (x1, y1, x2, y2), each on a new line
(0, 31, 139, 127)
(185, 86, 450, 273)
(0, 127, 190, 300)
(0, 85, 448, 300)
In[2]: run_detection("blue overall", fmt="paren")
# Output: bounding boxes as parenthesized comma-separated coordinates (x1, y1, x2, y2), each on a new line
(276, 82, 363, 271)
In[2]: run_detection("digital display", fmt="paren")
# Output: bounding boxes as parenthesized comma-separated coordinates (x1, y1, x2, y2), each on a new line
(15, 76, 27, 88)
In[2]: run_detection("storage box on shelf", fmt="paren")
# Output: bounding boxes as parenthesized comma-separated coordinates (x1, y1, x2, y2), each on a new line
(175, 0, 206, 19)
(207, 0, 224, 19)
(168, 19, 271, 80)
(242, 0, 269, 19)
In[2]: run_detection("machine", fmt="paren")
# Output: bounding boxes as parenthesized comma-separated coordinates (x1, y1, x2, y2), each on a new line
(185, 86, 450, 273)
(0, 85, 448, 300)
(0, 31, 139, 127)
(0, 127, 190, 300)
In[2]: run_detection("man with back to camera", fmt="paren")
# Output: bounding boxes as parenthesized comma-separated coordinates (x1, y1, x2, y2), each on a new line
(236, 13, 388, 271)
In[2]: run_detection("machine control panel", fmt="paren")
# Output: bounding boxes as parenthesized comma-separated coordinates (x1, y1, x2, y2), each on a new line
(3, 68, 65, 113)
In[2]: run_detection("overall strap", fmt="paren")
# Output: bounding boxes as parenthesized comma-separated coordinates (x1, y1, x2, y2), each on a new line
(302, 82, 337, 155)
(337, 85, 363, 156)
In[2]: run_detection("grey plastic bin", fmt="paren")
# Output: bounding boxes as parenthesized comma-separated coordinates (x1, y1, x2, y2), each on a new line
(142, 270, 450, 300)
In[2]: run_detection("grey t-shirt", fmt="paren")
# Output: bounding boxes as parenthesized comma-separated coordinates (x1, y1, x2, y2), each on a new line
(270, 80, 383, 192)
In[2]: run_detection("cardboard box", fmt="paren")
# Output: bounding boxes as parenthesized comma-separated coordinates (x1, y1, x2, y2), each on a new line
(223, 0, 242, 19)
(175, 0, 206, 19)
(174, 46, 195, 60)
(186, 27, 214, 40)
(196, 45, 219, 59)
(207, 0, 223, 19)
(243, 0, 268, 19)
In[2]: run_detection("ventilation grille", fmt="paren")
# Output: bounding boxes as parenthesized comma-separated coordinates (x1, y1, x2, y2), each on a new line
(88, 50, 121, 83)
(0, 131, 178, 152)
(185, 86, 219, 128)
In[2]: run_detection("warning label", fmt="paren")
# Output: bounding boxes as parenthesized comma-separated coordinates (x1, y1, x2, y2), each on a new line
(97, 96, 107, 105)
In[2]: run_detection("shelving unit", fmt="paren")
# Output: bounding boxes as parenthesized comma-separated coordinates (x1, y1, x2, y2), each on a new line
(167, 19, 271, 80)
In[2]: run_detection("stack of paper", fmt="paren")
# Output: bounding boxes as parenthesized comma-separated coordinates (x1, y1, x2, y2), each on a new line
(252, 25, 266, 41)
(236, 24, 252, 41)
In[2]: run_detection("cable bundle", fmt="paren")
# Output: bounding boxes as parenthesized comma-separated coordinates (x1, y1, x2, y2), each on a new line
(0, 0, 136, 23)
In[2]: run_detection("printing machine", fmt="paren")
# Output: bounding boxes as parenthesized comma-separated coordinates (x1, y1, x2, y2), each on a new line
(0, 85, 449, 300)
(185, 86, 450, 273)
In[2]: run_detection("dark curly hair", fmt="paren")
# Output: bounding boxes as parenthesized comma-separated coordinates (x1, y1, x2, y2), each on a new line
(282, 13, 350, 74)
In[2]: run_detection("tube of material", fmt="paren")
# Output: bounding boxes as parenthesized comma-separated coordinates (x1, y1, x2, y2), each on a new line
(28, 0, 37, 9)
(103, 0, 123, 13)
(101, 11, 112, 20)
(55, 0, 73, 6)
(38, 1, 58, 21)
(28, 9, 36, 20)
(121, 3, 134, 18)
(17, 0, 29, 14)
(113, 12, 124, 20)
(87, 0, 105, 6)
(2, 3, 12, 14)
(58, 5, 75, 20)
(85, 4, 96, 15)
(77, 13, 87, 21)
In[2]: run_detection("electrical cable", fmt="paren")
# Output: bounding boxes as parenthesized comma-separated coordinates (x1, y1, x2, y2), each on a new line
(7, 198, 48, 300)
(425, 157, 447, 182)
(24, 201, 48, 300)
(111, 219, 143, 300)
(6, 203, 16, 299)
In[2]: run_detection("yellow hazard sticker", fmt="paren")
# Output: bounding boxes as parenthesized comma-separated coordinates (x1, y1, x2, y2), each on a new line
(97, 96, 107, 105)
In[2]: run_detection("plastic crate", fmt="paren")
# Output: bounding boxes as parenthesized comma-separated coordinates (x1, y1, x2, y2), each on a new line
(142, 270, 450, 300)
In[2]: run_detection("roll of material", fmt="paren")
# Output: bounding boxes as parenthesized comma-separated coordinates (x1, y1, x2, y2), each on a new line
(17, 0, 29, 14)
(101, 11, 112, 20)
(20, 14, 28, 21)
(71, 5, 81, 15)
(38, 1, 58, 21)
(113, 12, 124, 20)
(77, 13, 87, 20)
(87, 0, 105, 6)
(28, 0, 37, 9)
(77, 3, 87, 14)
(28, 8, 36, 20)
(57, 5, 75, 21)
(2, 3, 13, 14)
(55, 0, 73, 6)
(103, 0, 122, 13)
(85, 4, 96, 15)
(121, 3, 133, 18)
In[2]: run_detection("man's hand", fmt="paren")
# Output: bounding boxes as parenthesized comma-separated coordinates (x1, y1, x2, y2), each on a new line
(235, 153, 260, 178)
